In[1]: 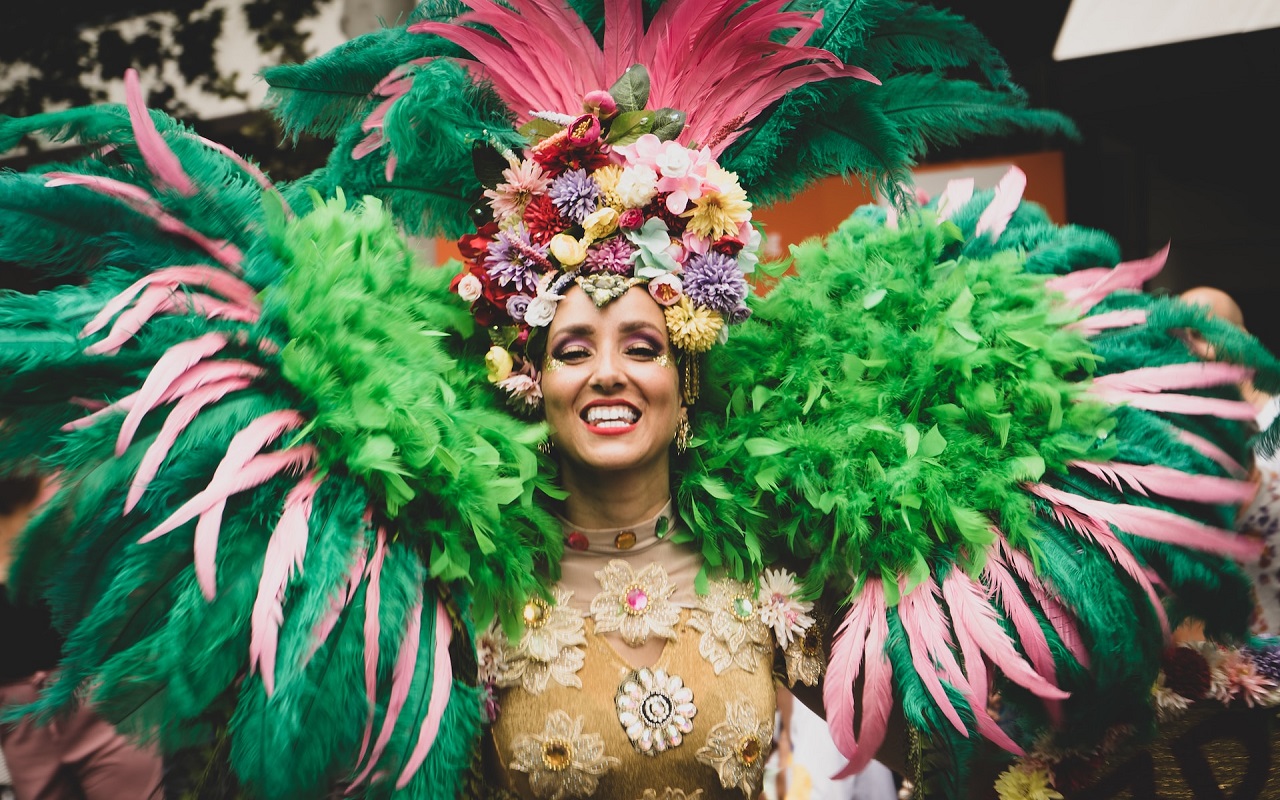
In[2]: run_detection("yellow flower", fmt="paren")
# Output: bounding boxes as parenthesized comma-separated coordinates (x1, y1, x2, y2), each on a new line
(682, 165, 751, 240)
(549, 233, 588, 266)
(664, 296, 723, 353)
(485, 346, 514, 383)
(581, 207, 619, 243)
(592, 164, 626, 211)
(994, 765, 1063, 800)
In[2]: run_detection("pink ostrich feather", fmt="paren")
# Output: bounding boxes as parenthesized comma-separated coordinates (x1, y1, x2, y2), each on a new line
(829, 580, 893, 777)
(124, 373, 258, 513)
(1071, 460, 1255, 506)
(304, 539, 370, 668)
(982, 551, 1063, 724)
(1171, 427, 1250, 479)
(824, 584, 874, 760)
(356, 529, 389, 768)
(410, 0, 876, 154)
(349, 594, 425, 792)
(115, 332, 230, 455)
(1093, 362, 1253, 393)
(395, 598, 454, 789)
(1065, 308, 1148, 336)
(250, 471, 322, 696)
(974, 167, 1026, 241)
(1045, 245, 1169, 314)
(996, 535, 1090, 669)
(935, 178, 975, 222)
(1027, 482, 1263, 562)
(43, 173, 243, 270)
(84, 288, 258, 356)
(81, 266, 258, 338)
(898, 578, 970, 736)
(124, 68, 196, 197)
(193, 135, 283, 203)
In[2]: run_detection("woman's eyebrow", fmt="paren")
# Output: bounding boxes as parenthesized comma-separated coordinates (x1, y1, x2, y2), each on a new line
(618, 320, 664, 335)
(553, 323, 596, 338)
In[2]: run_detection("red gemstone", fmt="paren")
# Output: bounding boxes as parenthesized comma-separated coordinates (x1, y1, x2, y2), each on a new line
(567, 531, 590, 551)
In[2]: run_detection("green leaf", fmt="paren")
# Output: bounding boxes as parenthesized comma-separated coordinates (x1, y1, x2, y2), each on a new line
(950, 319, 983, 343)
(609, 64, 650, 113)
(699, 475, 735, 500)
(518, 117, 562, 144)
(694, 564, 711, 594)
(471, 141, 510, 189)
(951, 505, 996, 548)
(989, 412, 1012, 447)
(881, 568, 901, 606)
(751, 385, 775, 411)
(604, 109, 655, 145)
(1010, 454, 1045, 481)
(745, 437, 791, 457)
(649, 108, 686, 141)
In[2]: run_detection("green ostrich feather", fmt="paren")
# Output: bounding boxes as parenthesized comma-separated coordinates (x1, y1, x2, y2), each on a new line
(685, 209, 1112, 597)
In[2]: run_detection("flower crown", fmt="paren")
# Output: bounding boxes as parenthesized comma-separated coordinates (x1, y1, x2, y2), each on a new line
(450, 65, 760, 413)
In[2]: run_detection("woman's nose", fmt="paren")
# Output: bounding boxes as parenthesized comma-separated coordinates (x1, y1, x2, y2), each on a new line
(590, 349, 626, 392)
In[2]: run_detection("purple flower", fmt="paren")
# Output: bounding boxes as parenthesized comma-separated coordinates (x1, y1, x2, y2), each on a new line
(1247, 642, 1280, 681)
(547, 169, 601, 224)
(584, 236, 637, 275)
(485, 226, 547, 294)
(681, 250, 748, 314)
(506, 294, 533, 322)
(728, 303, 752, 324)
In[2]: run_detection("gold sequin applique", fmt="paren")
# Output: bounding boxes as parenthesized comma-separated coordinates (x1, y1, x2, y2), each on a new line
(511, 710, 621, 800)
(591, 560, 680, 646)
(688, 579, 772, 674)
(695, 700, 774, 798)
(486, 586, 587, 695)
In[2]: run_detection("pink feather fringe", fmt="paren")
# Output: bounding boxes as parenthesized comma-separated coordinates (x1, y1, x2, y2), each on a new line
(824, 587, 873, 760)
(395, 597, 454, 789)
(356, 529, 388, 768)
(982, 553, 1063, 724)
(935, 178, 975, 222)
(1070, 460, 1256, 506)
(115, 332, 230, 455)
(249, 471, 322, 696)
(997, 535, 1090, 669)
(829, 580, 893, 777)
(1045, 245, 1169, 314)
(349, 594, 425, 792)
(303, 539, 370, 668)
(898, 578, 969, 736)
(1065, 308, 1148, 336)
(124, 68, 195, 196)
(1172, 427, 1250, 479)
(81, 266, 258, 338)
(974, 167, 1026, 241)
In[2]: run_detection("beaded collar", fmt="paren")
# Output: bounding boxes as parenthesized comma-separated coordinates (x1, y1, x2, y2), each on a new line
(555, 500, 677, 556)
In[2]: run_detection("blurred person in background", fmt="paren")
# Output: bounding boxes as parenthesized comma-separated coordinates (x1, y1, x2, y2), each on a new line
(0, 458, 164, 800)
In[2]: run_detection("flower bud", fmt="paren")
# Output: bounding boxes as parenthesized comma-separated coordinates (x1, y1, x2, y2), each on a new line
(485, 346, 514, 383)
(550, 233, 588, 266)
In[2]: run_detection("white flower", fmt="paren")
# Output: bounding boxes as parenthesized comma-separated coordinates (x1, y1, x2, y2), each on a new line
(457, 273, 483, 302)
(525, 293, 562, 327)
(735, 222, 762, 275)
(615, 667, 697, 756)
(614, 166, 659, 208)
(654, 144, 692, 179)
(1152, 673, 1191, 721)
(756, 568, 816, 649)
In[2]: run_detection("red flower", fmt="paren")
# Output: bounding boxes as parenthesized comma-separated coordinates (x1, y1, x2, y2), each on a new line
(531, 128, 611, 175)
(524, 194, 572, 244)
(712, 235, 744, 256)
(1162, 645, 1212, 700)
(643, 194, 688, 236)
(458, 221, 499, 261)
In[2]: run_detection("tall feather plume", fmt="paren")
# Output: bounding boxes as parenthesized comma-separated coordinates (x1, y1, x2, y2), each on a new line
(395, 597, 454, 789)
(124, 68, 196, 197)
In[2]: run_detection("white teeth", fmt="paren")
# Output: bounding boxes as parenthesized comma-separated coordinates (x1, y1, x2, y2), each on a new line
(585, 405, 639, 425)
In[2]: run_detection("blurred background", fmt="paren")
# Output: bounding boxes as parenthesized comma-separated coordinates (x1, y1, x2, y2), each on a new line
(3, 0, 1279, 349)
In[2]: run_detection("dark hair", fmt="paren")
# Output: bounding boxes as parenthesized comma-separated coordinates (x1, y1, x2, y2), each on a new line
(0, 472, 42, 517)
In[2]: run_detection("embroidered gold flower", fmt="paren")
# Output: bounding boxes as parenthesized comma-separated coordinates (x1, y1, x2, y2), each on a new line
(638, 790, 705, 799)
(783, 610, 827, 687)
(695, 700, 774, 798)
(688, 578, 772, 674)
(511, 710, 621, 800)
(616, 667, 697, 756)
(491, 586, 587, 694)
(591, 560, 679, 646)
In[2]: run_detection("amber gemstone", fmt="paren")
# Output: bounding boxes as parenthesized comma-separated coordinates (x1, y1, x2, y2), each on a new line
(542, 738, 573, 771)
(523, 599, 549, 628)
(614, 530, 637, 549)
(737, 736, 762, 765)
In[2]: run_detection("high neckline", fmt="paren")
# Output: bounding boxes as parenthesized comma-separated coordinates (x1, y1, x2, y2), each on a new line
(556, 499, 677, 556)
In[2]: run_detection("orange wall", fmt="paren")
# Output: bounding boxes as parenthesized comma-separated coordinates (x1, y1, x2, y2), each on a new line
(430, 150, 1066, 266)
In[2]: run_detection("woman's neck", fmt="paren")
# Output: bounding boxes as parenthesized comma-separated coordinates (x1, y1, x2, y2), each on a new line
(557, 461, 671, 529)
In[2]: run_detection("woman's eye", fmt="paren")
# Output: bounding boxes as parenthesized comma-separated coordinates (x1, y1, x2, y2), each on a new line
(555, 347, 590, 362)
(627, 343, 662, 359)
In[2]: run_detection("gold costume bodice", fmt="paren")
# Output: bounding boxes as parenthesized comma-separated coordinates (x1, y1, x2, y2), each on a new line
(476, 505, 824, 800)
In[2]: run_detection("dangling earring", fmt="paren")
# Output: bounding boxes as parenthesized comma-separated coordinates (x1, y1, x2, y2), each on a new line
(538, 438, 554, 456)
(675, 408, 691, 455)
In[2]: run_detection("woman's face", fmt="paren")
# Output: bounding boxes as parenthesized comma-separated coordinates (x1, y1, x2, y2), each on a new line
(541, 286, 681, 478)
